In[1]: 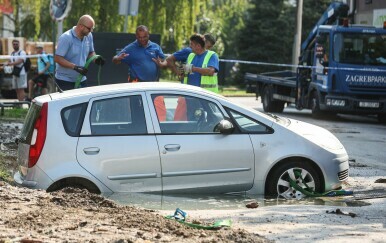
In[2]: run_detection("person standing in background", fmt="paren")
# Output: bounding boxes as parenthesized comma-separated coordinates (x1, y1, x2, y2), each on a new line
(54, 14, 105, 91)
(112, 25, 165, 82)
(181, 34, 219, 93)
(27, 45, 50, 100)
(164, 33, 216, 79)
(6, 39, 27, 101)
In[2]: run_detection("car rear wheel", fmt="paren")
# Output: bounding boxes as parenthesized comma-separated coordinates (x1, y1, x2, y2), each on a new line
(266, 161, 322, 199)
(47, 177, 100, 194)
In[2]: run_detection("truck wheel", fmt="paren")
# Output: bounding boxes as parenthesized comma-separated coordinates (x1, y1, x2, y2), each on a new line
(273, 101, 285, 113)
(311, 91, 323, 118)
(265, 161, 322, 199)
(378, 114, 386, 124)
(262, 86, 275, 112)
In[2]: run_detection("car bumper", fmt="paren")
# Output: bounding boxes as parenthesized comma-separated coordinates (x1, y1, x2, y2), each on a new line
(323, 153, 350, 191)
(321, 94, 386, 115)
(13, 166, 53, 190)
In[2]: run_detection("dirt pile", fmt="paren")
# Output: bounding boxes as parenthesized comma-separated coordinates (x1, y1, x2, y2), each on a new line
(0, 184, 269, 242)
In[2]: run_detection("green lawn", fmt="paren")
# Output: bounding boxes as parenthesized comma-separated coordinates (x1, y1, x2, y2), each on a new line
(0, 107, 28, 120)
(159, 79, 253, 97)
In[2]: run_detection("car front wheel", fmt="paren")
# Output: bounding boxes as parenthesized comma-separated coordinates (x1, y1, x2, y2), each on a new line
(266, 161, 322, 199)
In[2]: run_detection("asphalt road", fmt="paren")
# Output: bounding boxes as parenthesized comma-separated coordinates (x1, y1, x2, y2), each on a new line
(227, 96, 386, 170)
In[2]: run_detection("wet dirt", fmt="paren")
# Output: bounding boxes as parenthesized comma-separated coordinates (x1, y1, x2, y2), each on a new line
(0, 185, 269, 243)
(0, 120, 269, 242)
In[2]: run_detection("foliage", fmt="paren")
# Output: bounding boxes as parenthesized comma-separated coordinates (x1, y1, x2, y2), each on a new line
(205, 0, 252, 58)
(0, 153, 14, 184)
(2, 0, 250, 54)
(1, 0, 44, 40)
(235, 0, 331, 85)
(0, 107, 28, 120)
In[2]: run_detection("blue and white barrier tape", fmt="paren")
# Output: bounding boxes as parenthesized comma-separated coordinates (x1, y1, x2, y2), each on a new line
(1, 54, 385, 73)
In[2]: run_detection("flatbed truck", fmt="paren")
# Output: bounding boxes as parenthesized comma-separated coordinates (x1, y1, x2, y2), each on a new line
(245, 2, 386, 123)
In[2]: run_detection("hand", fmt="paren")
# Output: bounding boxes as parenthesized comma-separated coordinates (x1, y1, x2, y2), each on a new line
(95, 56, 105, 66)
(118, 53, 129, 60)
(182, 64, 193, 74)
(73, 65, 88, 76)
(152, 57, 166, 68)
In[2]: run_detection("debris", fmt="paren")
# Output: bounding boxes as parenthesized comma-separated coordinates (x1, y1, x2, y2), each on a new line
(374, 178, 386, 183)
(165, 208, 232, 230)
(246, 201, 259, 209)
(326, 208, 357, 218)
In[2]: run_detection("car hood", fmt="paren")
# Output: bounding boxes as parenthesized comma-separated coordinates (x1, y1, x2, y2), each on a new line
(276, 118, 345, 152)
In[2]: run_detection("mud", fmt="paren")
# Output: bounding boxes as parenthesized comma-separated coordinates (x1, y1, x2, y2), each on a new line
(0, 184, 269, 242)
(0, 120, 268, 242)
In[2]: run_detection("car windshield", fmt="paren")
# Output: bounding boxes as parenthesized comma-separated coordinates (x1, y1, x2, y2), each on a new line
(333, 32, 386, 66)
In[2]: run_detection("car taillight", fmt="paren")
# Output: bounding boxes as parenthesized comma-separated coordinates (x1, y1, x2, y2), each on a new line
(29, 102, 48, 168)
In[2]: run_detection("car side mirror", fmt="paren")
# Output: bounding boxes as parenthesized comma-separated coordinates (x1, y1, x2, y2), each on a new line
(214, 119, 234, 134)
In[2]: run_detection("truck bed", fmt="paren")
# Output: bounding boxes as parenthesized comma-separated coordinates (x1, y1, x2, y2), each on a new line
(245, 71, 297, 88)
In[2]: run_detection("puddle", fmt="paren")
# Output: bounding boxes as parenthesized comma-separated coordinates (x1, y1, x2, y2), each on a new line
(104, 192, 371, 210)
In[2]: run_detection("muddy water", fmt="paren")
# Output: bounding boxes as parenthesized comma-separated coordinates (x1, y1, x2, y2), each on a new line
(105, 192, 370, 210)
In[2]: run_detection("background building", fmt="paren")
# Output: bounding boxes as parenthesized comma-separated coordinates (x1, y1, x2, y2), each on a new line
(352, 0, 386, 27)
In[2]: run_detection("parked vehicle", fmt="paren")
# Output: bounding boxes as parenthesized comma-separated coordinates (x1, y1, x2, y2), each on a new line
(245, 2, 386, 123)
(14, 82, 349, 199)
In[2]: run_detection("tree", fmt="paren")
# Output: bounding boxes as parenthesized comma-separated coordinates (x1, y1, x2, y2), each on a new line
(1, 0, 43, 39)
(236, 0, 295, 83)
(235, 0, 331, 85)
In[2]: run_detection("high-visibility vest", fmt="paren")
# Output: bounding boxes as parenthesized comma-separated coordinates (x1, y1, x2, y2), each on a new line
(184, 51, 219, 93)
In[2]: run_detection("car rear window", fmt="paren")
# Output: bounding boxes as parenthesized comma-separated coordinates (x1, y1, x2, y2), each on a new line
(61, 103, 87, 137)
(19, 102, 42, 144)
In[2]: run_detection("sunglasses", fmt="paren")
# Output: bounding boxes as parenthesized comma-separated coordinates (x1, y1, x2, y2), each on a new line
(82, 24, 94, 32)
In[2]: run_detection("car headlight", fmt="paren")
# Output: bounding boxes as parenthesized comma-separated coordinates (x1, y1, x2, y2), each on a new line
(303, 132, 344, 151)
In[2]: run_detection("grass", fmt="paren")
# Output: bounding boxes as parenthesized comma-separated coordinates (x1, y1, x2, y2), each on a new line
(159, 79, 253, 97)
(0, 153, 14, 184)
(0, 107, 28, 121)
(219, 87, 255, 97)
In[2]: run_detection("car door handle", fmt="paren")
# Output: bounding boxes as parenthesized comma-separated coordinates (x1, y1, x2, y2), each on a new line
(164, 144, 181, 152)
(83, 147, 100, 155)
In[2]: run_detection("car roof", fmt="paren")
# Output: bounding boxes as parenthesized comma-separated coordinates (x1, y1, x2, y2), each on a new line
(48, 82, 222, 101)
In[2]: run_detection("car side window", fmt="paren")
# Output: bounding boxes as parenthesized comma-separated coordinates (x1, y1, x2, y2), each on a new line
(90, 95, 147, 135)
(61, 103, 87, 137)
(152, 94, 225, 134)
(227, 109, 271, 133)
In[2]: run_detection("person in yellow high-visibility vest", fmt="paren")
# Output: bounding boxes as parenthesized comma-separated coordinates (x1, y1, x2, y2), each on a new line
(181, 34, 219, 93)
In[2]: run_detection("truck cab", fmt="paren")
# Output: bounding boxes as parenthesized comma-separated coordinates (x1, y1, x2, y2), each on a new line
(303, 24, 386, 121)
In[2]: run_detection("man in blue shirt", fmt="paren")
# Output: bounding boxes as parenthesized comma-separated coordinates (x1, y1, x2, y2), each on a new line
(159, 33, 216, 79)
(55, 15, 104, 90)
(181, 34, 219, 88)
(112, 25, 165, 82)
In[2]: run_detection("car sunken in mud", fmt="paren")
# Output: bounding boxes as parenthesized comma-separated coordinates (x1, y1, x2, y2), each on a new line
(14, 82, 349, 199)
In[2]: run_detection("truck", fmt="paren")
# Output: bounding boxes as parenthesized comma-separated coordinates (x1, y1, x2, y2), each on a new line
(245, 2, 386, 123)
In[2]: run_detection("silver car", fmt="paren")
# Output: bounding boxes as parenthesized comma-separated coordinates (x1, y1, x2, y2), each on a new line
(14, 82, 349, 199)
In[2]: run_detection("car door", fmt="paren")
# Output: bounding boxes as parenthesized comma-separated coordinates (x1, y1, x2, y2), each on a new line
(148, 92, 255, 194)
(77, 93, 162, 193)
